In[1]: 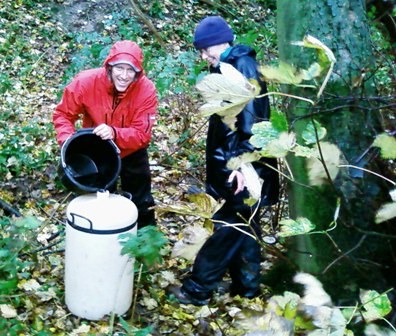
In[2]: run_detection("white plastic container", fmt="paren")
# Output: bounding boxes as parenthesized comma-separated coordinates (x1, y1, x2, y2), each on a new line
(64, 191, 138, 320)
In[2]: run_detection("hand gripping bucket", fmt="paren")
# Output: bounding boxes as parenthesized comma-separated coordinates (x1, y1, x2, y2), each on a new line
(59, 128, 121, 193)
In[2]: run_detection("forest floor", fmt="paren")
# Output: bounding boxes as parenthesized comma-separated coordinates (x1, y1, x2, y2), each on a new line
(1, 0, 395, 335)
(0, 1, 286, 335)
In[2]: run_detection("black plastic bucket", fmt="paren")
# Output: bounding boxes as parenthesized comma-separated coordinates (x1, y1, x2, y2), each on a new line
(59, 128, 121, 193)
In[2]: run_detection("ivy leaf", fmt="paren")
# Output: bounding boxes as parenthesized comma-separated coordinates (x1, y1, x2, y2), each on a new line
(196, 62, 260, 130)
(306, 142, 340, 186)
(302, 120, 327, 145)
(373, 133, 396, 159)
(278, 217, 316, 237)
(360, 290, 392, 322)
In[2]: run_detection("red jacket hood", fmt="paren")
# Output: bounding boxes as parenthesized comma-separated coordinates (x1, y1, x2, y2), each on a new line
(103, 40, 144, 72)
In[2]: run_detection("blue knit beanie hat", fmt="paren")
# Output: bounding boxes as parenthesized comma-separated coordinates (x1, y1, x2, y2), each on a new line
(193, 16, 234, 50)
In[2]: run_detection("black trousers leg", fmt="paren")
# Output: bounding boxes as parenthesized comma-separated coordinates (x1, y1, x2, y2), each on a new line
(120, 148, 155, 228)
(182, 205, 261, 300)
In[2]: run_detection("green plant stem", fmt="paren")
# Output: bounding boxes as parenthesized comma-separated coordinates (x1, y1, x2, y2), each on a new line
(130, 262, 144, 322)
(257, 91, 315, 105)
(381, 317, 396, 332)
(108, 312, 115, 335)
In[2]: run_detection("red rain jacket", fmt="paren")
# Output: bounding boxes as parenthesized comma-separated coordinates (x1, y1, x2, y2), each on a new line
(53, 41, 157, 158)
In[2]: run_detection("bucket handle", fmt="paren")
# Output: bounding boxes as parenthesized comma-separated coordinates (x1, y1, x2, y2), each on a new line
(67, 212, 137, 235)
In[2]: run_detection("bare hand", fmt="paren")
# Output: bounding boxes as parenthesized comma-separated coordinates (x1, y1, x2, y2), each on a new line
(228, 170, 245, 195)
(93, 124, 114, 140)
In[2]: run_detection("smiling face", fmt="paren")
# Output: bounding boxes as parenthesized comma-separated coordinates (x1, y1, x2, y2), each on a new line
(199, 43, 229, 67)
(110, 63, 137, 92)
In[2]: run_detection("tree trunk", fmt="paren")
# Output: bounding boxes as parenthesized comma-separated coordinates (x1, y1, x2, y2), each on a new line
(276, 0, 395, 304)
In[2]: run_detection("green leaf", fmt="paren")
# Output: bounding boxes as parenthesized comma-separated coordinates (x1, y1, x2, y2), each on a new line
(265, 132, 296, 158)
(292, 144, 317, 158)
(266, 291, 300, 317)
(360, 290, 392, 322)
(270, 109, 289, 133)
(119, 226, 168, 269)
(302, 120, 327, 145)
(278, 217, 316, 237)
(250, 121, 280, 149)
(373, 133, 396, 159)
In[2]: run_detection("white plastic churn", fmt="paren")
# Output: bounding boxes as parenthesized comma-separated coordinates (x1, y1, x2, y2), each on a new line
(65, 190, 138, 320)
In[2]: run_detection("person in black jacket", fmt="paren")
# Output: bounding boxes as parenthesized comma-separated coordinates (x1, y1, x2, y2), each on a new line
(169, 16, 279, 305)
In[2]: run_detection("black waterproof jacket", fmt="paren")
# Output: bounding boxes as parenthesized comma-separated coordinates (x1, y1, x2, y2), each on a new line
(205, 44, 279, 207)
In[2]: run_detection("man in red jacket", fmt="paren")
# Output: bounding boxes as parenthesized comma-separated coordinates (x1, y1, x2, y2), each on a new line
(53, 40, 157, 228)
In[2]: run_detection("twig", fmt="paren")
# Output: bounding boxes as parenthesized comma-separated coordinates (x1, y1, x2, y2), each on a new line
(338, 164, 396, 186)
(312, 118, 338, 192)
(321, 234, 367, 274)
(0, 199, 21, 217)
(128, 0, 167, 49)
(130, 263, 144, 322)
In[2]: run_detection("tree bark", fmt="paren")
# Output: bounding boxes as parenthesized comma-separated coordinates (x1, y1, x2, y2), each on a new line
(276, 0, 395, 304)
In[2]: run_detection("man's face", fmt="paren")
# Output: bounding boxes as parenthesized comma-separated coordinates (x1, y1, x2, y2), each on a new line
(110, 64, 137, 92)
(200, 44, 227, 67)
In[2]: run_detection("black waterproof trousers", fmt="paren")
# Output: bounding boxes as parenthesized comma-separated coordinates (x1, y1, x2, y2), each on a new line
(181, 203, 261, 301)
(120, 148, 155, 228)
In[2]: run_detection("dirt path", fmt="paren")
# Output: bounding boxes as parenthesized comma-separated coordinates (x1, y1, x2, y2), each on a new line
(54, 0, 129, 34)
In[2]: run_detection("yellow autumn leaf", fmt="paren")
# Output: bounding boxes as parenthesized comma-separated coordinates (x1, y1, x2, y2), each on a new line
(306, 142, 340, 186)
(196, 62, 260, 130)
(260, 61, 306, 85)
(171, 224, 211, 261)
(292, 34, 336, 63)
(156, 193, 224, 219)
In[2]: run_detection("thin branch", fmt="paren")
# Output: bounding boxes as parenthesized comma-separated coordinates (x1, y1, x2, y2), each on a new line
(312, 119, 338, 192)
(338, 164, 396, 186)
(128, 0, 167, 49)
(321, 234, 367, 274)
(257, 91, 315, 105)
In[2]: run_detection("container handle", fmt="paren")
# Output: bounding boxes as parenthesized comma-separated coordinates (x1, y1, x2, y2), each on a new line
(67, 212, 137, 235)
(68, 213, 93, 231)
